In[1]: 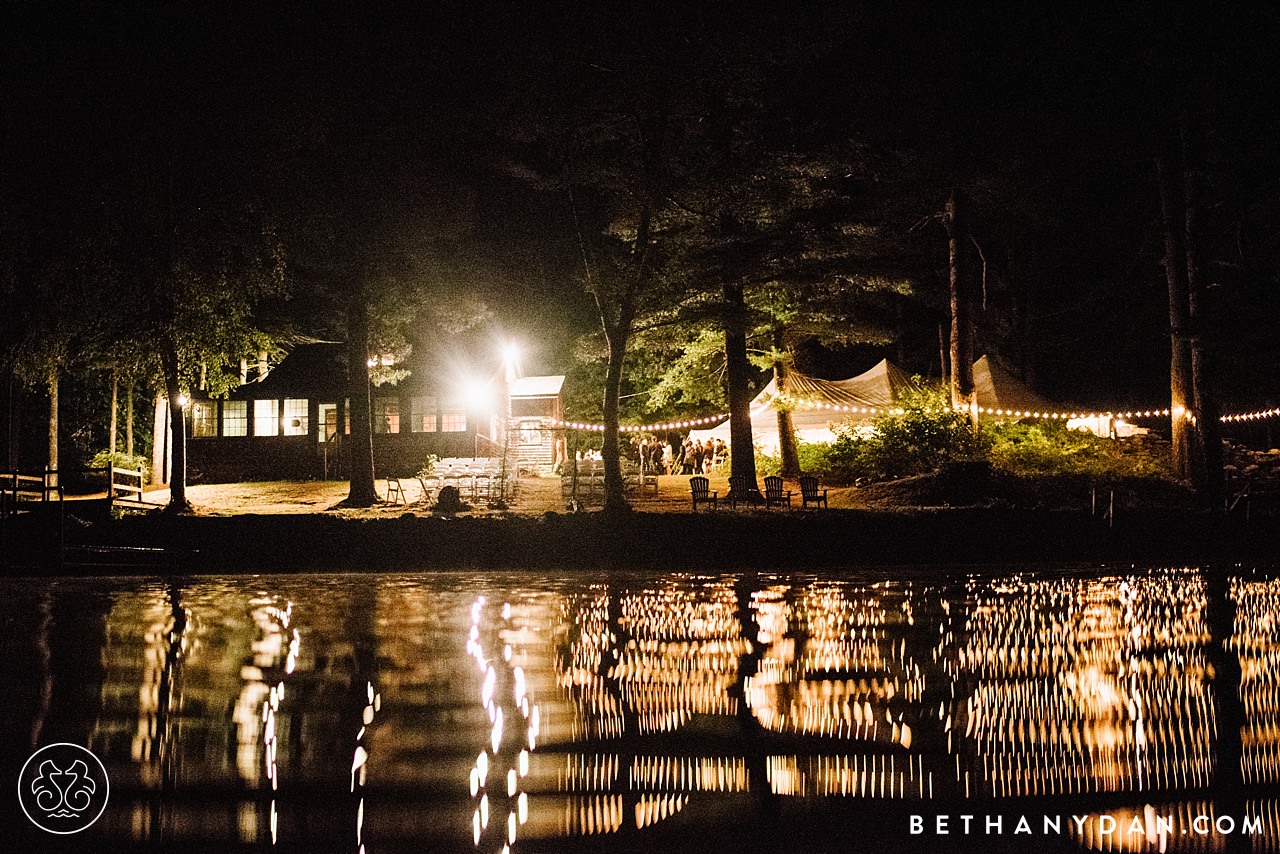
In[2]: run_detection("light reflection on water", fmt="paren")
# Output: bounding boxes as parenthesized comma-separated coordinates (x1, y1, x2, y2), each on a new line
(1, 567, 1278, 852)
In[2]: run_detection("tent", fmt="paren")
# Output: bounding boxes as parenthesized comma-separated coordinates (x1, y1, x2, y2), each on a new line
(972, 356, 1146, 437)
(688, 354, 1136, 452)
(688, 359, 919, 455)
(971, 355, 1057, 414)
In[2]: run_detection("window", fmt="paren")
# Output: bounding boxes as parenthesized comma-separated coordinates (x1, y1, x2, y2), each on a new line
(374, 397, 400, 434)
(223, 401, 247, 437)
(410, 396, 437, 432)
(518, 422, 545, 447)
(254, 399, 279, 436)
(318, 403, 338, 442)
(441, 398, 467, 433)
(283, 398, 309, 436)
(191, 401, 217, 437)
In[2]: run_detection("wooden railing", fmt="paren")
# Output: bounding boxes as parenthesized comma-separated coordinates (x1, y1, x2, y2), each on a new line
(0, 470, 63, 518)
(106, 463, 159, 510)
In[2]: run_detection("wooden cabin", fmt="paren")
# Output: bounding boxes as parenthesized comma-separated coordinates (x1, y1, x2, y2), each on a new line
(184, 343, 567, 483)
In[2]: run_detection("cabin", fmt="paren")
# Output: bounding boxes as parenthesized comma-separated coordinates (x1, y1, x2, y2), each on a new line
(509, 374, 566, 470)
(184, 342, 564, 483)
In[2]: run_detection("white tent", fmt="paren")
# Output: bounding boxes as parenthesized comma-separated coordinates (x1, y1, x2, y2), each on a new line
(971, 355, 1057, 414)
(972, 356, 1147, 437)
(688, 354, 1137, 451)
(688, 359, 919, 455)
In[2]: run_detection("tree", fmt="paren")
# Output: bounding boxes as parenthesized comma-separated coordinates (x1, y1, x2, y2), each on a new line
(5, 237, 110, 480)
(638, 140, 930, 485)
(498, 7, 767, 511)
(267, 91, 476, 506)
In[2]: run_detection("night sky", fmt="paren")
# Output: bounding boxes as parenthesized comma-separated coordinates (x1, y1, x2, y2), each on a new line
(5, 3, 1280, 417)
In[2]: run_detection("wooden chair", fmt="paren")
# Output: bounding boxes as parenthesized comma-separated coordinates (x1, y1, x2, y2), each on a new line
(727, 475, 763, 509)
(763, 475, 792, 509)
(415, 475, 435, 506)
(690, 476, 717, 511)
(799, 475, 828, 508)
(384, 477, 406, 505)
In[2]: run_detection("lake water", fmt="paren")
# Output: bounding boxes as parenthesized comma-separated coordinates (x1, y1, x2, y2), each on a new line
(1, 566, 1276, 853)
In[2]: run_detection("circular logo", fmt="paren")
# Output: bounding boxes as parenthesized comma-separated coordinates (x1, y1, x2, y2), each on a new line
(18, 743, 110, 834)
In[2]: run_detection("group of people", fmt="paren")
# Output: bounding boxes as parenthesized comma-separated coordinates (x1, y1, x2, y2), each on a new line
(629, 435, 727, 475)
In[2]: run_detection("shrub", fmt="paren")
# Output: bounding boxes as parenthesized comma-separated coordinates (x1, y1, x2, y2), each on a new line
(984, 420, 1172, 481)
(89, 450, 152, 484)
(815, 384, 985, 484)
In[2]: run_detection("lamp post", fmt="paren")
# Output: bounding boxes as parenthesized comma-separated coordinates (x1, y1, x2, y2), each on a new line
(497, 343, 519, 503)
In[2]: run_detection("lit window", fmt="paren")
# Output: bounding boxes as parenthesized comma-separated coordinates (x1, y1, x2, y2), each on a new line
(254, 399, 279, 436)
(441, 399, 467, 433)
(374, 397, 400, 434)
(284, 398, 309, 436)
(191, 401, 217, 437)
(410, 396, 437, 432)
(223, 401, 247, 437)
(318, 403, 338, 442)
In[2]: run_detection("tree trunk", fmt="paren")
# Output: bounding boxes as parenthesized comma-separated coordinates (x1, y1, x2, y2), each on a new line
(945, 189, 977, 425)
(724, 282, 760, 499)
(126, 382, 135, 457)
(151, 391, 167, 486)
(601, 324, 631, 513)
(109, 368, 119, 455)
(1182, 128, 1224, 508)
(773, 329, 800, 477)
(1157, 154, 1196, 483)
(345, 290, 379, 506)
(159, 347, 190, 512)
(47, 370, 58, 483)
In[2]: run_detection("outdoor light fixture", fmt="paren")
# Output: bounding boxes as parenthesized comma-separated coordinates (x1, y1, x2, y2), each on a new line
(178, 393, 190, 407)
(462, 377, 495, 411)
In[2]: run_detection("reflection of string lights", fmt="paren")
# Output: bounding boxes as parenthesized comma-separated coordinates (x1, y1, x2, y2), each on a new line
(1230, 578, 1280, 786)
(952, 572, 1215, 798)
(229, 596, 298, 846)
(468, 595, 539, 854)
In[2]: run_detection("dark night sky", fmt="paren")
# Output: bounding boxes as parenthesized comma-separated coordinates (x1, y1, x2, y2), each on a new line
(5, 3, 1280, 405)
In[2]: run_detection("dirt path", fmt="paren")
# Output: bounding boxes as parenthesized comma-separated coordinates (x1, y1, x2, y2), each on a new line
(140, 474, 862, 517)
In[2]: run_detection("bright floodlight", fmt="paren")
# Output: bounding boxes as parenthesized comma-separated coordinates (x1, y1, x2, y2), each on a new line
(502, 342, 520, 365)
(462, 377, 493, 411)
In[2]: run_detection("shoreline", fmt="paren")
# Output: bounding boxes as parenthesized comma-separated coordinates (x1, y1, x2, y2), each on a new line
(4, 505, 1279, 575)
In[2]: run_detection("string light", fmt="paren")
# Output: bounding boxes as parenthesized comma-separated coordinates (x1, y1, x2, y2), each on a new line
(965, 405, 1172, 421)
(550, 401, 1280, 432)
(1221, 407, 1280, 423)
(550, 415, 728, 433)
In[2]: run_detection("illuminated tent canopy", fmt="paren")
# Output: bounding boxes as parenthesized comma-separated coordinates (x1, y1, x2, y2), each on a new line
(971, 355, 1056, 414)
(688, 355, 1133, 453)
(688, 359, 920, 455)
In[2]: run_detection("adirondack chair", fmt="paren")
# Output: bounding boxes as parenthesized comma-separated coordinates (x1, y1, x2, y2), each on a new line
(727, 475, 763, 509)
(763, 475, 792, 508)
(690, 475, 717, 510)
(799, 475, 828, 508)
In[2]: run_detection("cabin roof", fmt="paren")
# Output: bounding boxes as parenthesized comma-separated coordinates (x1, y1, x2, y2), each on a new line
(510, 375, 565, 398)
